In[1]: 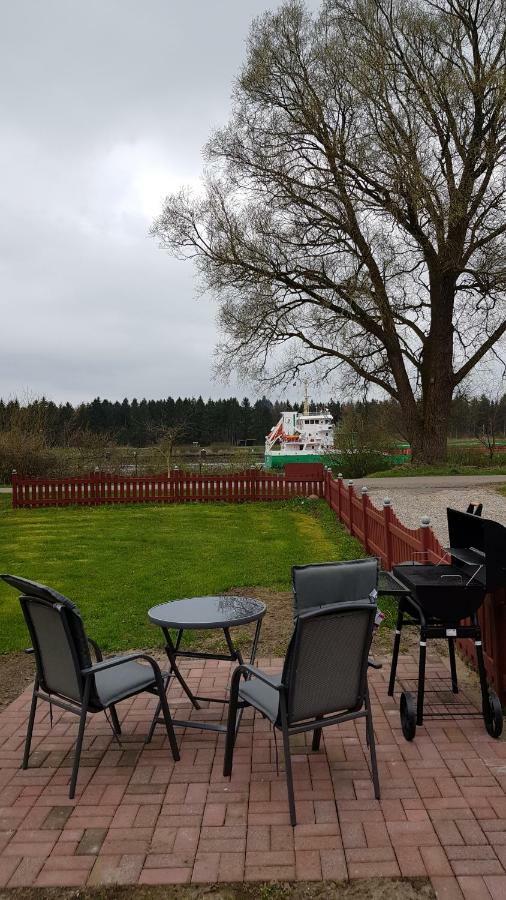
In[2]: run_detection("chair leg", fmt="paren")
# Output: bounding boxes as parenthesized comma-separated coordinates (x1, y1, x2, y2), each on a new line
(223, 669, 242, 777)
(69, 705, 88, 800)
(146, 698, 161, 744)
(22, 679, 39, 770)
(281, 720, 296, 827)
(365, 687, 380, 800)
(109, 705, 121, 735)
(156, 676, 180, 762)
(312, 727, 322, 751)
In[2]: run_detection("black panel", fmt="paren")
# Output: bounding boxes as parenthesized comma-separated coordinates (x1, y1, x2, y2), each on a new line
(446, 509, 506, 590)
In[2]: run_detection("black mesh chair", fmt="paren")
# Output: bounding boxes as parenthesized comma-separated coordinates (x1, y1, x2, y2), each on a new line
(1, 575, 180, 798)
(223, 600, 380, 825)
(292, 557, 381, 672)
(292, 558, 379, 616)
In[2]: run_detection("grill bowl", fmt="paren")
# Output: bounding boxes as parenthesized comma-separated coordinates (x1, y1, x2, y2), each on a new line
(392, 564, 486, 621)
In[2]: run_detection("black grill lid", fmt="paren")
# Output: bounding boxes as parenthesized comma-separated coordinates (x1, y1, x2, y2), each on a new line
(447, 508, 506, 591)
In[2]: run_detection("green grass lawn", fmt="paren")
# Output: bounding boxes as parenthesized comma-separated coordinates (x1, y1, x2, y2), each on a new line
(0, 496, 364, 653)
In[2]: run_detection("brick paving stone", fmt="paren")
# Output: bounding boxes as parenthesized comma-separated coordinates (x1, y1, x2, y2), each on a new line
(431, 876, 465, 898)
(139, 866, 191, 884)
(218, 852, 245, 882)
(7, 857, 45, 887)
(76, 827, 108, 855)
(484, 875, 506, 899)
(0, 857, 21, 887)
(41, 805, 74, 830)
(87, 854, 145, 885)
(394, 846, 428, 877)
(386, 819, 440, 846)
(456, 876, 493, 898)
(320, 848, 347, 880)
(191, 852, 219, 883)
(451, 859, 504, 877)
(421, 846, 454, 876)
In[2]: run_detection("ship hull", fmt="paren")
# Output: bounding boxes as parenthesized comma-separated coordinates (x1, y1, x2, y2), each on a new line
(265, 451, 329, 469)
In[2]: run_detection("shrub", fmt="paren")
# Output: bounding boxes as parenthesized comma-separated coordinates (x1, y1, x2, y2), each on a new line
(0, 429, 59, 482)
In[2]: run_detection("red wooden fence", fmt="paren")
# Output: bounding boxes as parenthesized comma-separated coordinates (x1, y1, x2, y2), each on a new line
(11, 468, 325, 509)
(323, 470, 446, 569)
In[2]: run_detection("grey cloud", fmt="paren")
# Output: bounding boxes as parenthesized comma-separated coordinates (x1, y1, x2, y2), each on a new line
(0, 0, 320, 404)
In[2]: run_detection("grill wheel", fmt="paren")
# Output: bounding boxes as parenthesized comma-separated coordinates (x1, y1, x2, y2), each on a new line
(485, 692, 504, 739)
(400, 691, 417, 741)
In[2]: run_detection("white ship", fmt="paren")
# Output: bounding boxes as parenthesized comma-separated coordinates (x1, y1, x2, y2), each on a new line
(265, 399, 335, 469)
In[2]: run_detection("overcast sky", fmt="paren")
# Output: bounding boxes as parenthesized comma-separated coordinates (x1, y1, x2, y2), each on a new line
(0, 0, 322, 406)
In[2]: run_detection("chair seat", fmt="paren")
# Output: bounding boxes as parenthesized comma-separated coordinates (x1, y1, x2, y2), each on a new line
(239, 673, 282, 722)
(94, 660, 157, 708)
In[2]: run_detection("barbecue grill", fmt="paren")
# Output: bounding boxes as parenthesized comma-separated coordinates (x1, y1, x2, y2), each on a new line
(380, 508, 506, 741)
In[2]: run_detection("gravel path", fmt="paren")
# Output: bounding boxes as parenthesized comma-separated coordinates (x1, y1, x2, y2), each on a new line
(356, 482, 506, 544)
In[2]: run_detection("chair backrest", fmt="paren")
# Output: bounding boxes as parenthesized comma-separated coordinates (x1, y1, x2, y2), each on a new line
(292, 558, 378, 617)
(1, 574, 93, 705)
(281, 600, 376, 725)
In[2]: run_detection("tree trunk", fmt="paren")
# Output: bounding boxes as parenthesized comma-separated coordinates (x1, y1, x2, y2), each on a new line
(408, 381, 453, 465)
(405, 274, 455, 465)
(409, 418, 449, 465)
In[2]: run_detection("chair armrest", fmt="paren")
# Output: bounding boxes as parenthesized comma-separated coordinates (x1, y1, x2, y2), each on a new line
(233, 664, 283, 690)
(81, 652, 162, 678)
(87, 638, 103, 662)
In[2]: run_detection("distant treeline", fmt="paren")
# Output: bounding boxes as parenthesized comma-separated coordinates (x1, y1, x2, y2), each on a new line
(0, 395, 341, 446)
(0, 392, 505, 447)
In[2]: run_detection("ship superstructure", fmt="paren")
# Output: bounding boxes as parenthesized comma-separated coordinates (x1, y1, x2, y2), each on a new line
(265, 399, 335, 468)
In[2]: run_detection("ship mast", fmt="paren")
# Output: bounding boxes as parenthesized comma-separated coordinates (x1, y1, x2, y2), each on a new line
(303, 383, 309, 416)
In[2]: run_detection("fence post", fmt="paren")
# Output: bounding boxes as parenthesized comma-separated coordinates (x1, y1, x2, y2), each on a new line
(11, 470, 18, 509)
(383, 497, 393, 570)
(348, 480, 354, 533)
(336, 473, 342, 519)
(420, 515, 431, 563)
(361, 486, 369, 553)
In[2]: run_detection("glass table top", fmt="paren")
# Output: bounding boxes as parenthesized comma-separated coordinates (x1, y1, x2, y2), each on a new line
(148, 595, 266, 629)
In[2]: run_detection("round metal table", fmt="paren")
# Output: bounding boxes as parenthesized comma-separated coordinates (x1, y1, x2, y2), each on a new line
(147, 595, 266, 736)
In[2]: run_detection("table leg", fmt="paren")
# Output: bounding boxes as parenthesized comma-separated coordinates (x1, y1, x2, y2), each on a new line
(147, 613, 265, 738)
(163, 627, 201, 709)
(224, 627, 243, 664)
(145, 628, 202, 743)
(249, 619, 262, 666)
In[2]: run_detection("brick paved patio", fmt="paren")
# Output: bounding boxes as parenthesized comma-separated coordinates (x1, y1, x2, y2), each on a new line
(0, 653, 505, 898)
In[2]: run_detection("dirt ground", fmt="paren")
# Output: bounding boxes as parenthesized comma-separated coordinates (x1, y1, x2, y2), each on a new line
(0, 877, 436, 899)
(0, 651, 36, 712)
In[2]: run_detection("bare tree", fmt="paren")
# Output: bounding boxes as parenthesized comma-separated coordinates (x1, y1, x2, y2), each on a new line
(474, 395, 502, 459)
(152, 423, 187, 475)
(152, 0, 506, 464)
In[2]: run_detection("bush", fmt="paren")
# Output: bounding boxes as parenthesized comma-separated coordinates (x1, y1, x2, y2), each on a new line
(322, 409, 395, 478)
(447, 448, 506, 468)
(323, 448, 392, 479)
(0, 429, 60, 482)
